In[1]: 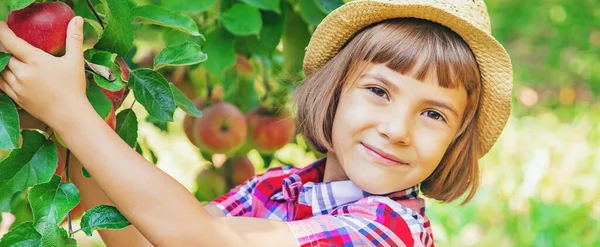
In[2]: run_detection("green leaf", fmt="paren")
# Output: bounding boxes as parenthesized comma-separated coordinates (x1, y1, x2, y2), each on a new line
(145, 115, 168, 132)
(154, 42, 208, 71)
(94, 0, 134, 56)
(135, 143, 142, 155)
(169, 83, 201, 117)
(0, 94, 20, 152)
(314, 0, 343, 14)
(82, 167, 91, 178)
(80, 205, 131, 236)
(92, 67, 127, 92)
(0, 52, 11, 71)
(224, 77, 258, 113)
(54, 134, 67, 149)
(131, 5, 201, 36)
(161, 0, 217, 13)
(282, 6, 311, 77)
(128, 69, 176, 122)
(202, 28, 236, 76)
(40, 224, 77, 247)
(219, 3, 262, 36)
(238, 10, 285, 57)
(7, 0, 34, 12)
(86, 81, 113, 120)
(0, 222, 41, 247)
(239, 0, 280, 13)
(299, 0, 327, 27)
(85, 49, 126, 91)
(115, 109, 138, 148)
(0, 130, 58, 212)
(28, 175, 80, 235)
(84, 18, 104, 37)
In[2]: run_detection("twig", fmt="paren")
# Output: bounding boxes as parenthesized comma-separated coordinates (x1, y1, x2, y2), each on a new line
(85, 0, 105, 30)
(46, 131, 55, 141)
(130, 99, 136, 109)
(66, 149, 73, 237)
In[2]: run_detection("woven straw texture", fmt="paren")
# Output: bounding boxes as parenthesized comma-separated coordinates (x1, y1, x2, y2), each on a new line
(302, 0, 513, 158)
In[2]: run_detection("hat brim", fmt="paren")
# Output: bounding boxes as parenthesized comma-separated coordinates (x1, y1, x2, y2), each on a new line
(303, 0, 513, 158)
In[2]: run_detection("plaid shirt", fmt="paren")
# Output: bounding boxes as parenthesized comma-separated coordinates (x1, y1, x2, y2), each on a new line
(210, 157, 435, 246)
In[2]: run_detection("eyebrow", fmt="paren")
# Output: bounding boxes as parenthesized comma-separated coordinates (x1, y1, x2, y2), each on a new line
(360, 73, 459, 118)
(360, 74, 398, 92)
(423, 99, 459, 118)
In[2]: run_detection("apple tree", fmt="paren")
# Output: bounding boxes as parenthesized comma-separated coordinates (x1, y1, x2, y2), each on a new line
(0, 0, 336, 245)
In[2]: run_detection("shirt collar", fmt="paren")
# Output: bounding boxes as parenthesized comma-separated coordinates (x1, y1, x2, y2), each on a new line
(270, 157, 422, 215)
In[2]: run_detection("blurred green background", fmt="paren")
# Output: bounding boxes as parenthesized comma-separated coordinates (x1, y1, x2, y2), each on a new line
(1, 0, 599, 246)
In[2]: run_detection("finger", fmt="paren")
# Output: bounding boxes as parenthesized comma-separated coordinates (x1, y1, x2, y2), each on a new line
(0, 21, 43, 63)
(64, 16, 84, 62)
(0, 67, 19, 90)
(0, 75, 18, 101)
(7, 56, 26, 74)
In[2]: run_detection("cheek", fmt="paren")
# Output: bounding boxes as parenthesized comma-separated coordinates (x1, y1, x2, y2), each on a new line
(414, 126, 454, 165)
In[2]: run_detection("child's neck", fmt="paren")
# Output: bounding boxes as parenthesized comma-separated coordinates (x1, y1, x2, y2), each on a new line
(323, 151, 350, 182)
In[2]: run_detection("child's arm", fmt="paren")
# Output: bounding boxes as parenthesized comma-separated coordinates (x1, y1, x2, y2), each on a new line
(59, 146, 223, 246)
(0, 19, 300, 246)
(54, 144, 154, 247)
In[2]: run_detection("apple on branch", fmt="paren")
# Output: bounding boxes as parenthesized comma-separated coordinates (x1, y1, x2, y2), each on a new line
(7, 2, 75, 56)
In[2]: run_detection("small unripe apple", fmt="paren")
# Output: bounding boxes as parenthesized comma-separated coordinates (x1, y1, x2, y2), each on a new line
(7, 2, 76, 56)
(194, 169, 226, 202)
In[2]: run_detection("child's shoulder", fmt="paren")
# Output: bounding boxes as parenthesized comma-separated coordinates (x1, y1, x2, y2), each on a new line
(257, 165, 299, 179)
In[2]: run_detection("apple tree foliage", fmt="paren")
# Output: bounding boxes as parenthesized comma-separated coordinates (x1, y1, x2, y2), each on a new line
(0, 0, 338, 245)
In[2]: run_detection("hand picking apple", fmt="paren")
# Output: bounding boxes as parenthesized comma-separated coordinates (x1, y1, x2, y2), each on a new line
(0, 9, 88, 130)
(0, 4, 259, 246)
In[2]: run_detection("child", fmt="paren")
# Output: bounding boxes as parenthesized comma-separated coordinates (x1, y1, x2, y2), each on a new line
(0, 0, 512, 246)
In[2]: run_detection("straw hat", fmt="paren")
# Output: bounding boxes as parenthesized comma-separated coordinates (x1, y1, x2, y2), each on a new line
(303, 0, 513, 158)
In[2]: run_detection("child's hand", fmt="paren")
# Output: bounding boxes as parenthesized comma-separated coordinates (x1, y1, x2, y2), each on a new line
(0, 16, 89, 129)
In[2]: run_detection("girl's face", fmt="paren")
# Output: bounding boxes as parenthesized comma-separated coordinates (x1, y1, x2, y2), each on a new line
(326, 63, 468, 194)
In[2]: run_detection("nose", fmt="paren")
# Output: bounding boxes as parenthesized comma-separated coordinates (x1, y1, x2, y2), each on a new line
(377, 110, 413, 145)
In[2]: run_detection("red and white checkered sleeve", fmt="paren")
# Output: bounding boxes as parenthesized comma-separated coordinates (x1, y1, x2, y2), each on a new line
(208, 174, 262, 217)
(286, 197, 434, 247)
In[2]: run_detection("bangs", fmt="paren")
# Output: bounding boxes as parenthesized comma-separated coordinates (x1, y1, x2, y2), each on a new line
(343, 18, 480, 94)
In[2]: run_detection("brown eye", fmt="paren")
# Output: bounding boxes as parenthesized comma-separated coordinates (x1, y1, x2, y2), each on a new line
(367, 86, 388, 99)
(424, 110, 446, 122)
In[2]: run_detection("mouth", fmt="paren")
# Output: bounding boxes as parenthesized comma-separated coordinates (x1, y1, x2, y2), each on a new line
(361, 142, 409, 167)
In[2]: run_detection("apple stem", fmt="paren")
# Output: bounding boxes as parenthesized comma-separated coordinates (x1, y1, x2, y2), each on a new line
(205, 73, 213, 99)
(65, 149, 74, 237)
(86, 0, 105, 30)
(46, 132, 55, 141)
(130, 99, 137, 109)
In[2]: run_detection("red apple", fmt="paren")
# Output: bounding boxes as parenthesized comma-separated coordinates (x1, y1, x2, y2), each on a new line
(184, 99, 205, 143)
(54, 151, 65, 177)
(194, 169, 226, 202)
(101, 58, 130, 109)
(229, 155, 255, 186)
(70, 203, 85, 219)
(105, 107, 116, 130)
(187, 101, 247, 154)
(247, 108, 296, 154)
(102, 88, 128, 110)
(116, 58, 130, 82)
(7, 2, 75, 56)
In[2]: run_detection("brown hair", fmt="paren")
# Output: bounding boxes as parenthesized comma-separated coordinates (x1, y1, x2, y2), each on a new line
(293, 18, 482, 205)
